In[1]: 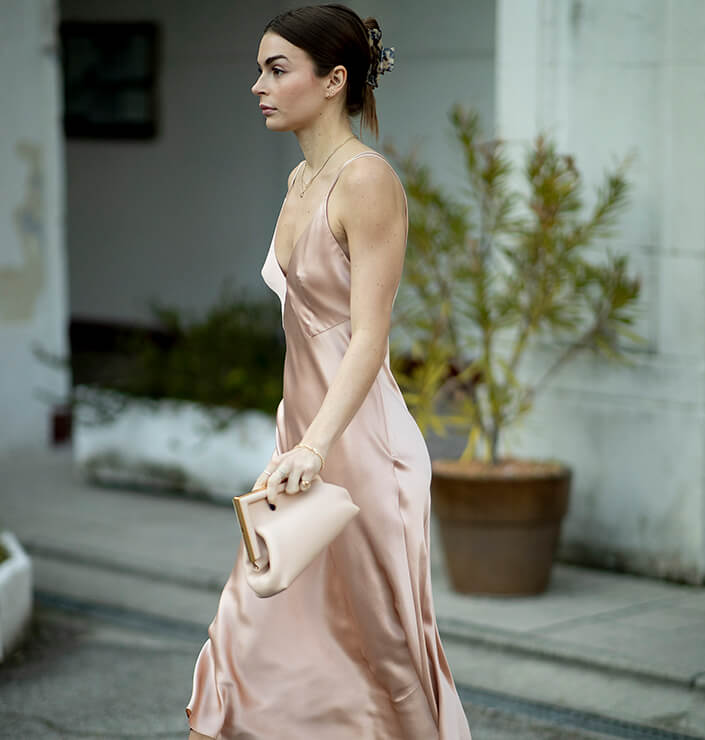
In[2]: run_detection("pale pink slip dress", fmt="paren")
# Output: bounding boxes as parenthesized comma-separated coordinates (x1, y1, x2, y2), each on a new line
(185, 151, 472, 740)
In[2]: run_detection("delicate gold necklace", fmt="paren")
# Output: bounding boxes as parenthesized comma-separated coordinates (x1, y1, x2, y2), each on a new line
(298, 135, 356, 198)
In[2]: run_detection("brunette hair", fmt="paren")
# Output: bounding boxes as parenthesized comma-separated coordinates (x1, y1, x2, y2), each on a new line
(263, 4, 382, 139)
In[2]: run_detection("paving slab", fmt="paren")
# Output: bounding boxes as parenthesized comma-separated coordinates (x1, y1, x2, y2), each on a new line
(447, 635, 705, 738)
(3, 445, 705, 738)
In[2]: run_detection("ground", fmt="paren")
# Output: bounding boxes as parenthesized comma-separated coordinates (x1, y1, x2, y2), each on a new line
(0, 599, 637, 740)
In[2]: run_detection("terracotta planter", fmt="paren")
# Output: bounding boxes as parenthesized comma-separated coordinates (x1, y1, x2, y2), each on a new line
(431, 459, 571, 595)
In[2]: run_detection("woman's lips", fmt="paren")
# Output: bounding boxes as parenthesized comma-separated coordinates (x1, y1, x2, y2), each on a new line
(260, 106, 276, 116)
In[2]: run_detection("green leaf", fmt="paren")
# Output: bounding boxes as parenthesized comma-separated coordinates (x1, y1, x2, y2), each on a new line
(385, 105, 640, 461)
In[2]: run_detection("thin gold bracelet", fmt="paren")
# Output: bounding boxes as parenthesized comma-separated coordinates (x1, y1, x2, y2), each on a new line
(295, 442, 325, 470)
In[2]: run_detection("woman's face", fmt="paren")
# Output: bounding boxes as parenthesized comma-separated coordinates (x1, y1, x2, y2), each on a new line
(252, 32, 328, 131)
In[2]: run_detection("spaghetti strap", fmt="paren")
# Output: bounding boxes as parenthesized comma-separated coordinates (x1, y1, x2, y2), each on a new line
(326, 151, 402, 197)
(324, 151, 409, 229)
(288, 160, 306, 193)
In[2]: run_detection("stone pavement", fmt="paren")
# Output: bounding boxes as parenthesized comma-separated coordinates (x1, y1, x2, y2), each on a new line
(2, 446, 704, 739)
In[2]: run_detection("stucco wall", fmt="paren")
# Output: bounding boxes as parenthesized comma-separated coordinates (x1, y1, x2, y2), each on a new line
(496, 0, 705, 583)
(0, 0, 68, 453)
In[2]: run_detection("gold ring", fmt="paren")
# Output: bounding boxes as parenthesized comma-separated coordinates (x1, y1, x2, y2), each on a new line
(300, 479, 312, 490)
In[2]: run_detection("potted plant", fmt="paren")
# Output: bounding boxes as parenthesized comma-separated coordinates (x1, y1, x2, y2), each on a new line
(387, 106, 642, 595)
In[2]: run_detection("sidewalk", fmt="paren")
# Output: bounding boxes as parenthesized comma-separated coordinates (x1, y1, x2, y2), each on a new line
(2, 446, 705, 738)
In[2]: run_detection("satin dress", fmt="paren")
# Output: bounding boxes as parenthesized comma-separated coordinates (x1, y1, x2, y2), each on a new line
(185, 151, 472, 740)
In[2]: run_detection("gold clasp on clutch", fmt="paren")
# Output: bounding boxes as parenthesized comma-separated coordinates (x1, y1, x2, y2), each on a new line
(233, 483, 275, 566)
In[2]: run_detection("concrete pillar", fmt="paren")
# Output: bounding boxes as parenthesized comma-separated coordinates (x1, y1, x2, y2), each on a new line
(496, 0, 705, 583)
(0, 0, 69, 453)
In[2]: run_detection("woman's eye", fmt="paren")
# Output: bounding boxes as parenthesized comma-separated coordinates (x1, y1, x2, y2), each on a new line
(273, 68, 284, 76)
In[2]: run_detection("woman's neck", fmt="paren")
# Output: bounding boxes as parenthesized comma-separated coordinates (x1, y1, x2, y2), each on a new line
(295, 115, 357, 172)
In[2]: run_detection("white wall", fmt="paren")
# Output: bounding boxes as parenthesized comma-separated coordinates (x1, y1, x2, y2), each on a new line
(61, 0, 496, 325)
(496, 0, 705, 583)
(0, 0, 69, 453)
(61, 0, 288, 325)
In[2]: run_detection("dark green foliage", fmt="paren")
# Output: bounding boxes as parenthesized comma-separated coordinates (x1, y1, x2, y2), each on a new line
(387, 105, 643, 464)
(34, 284, 285, 429)
(118, 290, 284, 415)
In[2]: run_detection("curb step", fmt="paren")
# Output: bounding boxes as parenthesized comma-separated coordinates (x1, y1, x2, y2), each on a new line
(437, 615, 705, 694)
(26, 537, 705, 697)
(457, 684, 705, 740)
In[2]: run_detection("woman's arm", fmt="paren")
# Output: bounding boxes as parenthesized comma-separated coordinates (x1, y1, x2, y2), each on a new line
(302, 156, 406, 454)
(263, 155, 407, 502)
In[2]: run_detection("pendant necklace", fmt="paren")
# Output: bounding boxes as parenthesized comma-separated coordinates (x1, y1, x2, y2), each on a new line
(298, 135, 356, 198)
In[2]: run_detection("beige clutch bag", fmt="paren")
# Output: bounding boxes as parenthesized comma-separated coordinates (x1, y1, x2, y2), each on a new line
(232, 475, 360, 598)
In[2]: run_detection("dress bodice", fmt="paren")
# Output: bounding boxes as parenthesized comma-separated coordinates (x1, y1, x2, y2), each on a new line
(261, 151, 408, 338)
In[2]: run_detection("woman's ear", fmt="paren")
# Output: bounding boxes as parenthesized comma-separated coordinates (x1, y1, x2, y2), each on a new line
(325, 64, 347, 99)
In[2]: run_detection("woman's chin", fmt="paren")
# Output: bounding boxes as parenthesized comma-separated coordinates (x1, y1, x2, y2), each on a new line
(265, 117, 290, 132)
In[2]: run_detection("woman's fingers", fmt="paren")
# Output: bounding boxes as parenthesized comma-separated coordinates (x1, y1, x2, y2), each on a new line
(253, 472, 270, 489)
(253, 454, 282, 491)
(261, 447, 323, 504)
(283, 450, 321, 493)
(266, 467, 288, 506)
(254, 458, 280, 488)
(265, 480, 286, 507)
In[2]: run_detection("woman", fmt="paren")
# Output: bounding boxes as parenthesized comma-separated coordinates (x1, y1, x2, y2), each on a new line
(186, 5, 472, 739)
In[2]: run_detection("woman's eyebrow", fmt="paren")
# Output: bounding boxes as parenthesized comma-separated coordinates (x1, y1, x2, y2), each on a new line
(257, 54, 290, 68)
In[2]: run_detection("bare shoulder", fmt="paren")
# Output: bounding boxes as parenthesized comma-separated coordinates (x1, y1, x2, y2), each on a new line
(326, 151, 407, 262)
(331, 154, 406, 240)
(336, 152, 404, 205)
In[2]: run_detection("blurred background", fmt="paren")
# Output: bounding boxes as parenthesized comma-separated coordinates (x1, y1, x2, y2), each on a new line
(1, 1, 704, 738)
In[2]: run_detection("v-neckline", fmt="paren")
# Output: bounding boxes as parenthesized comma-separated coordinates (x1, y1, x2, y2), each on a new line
(270, 150, 381, 279)
(271, 196, 324, 280)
